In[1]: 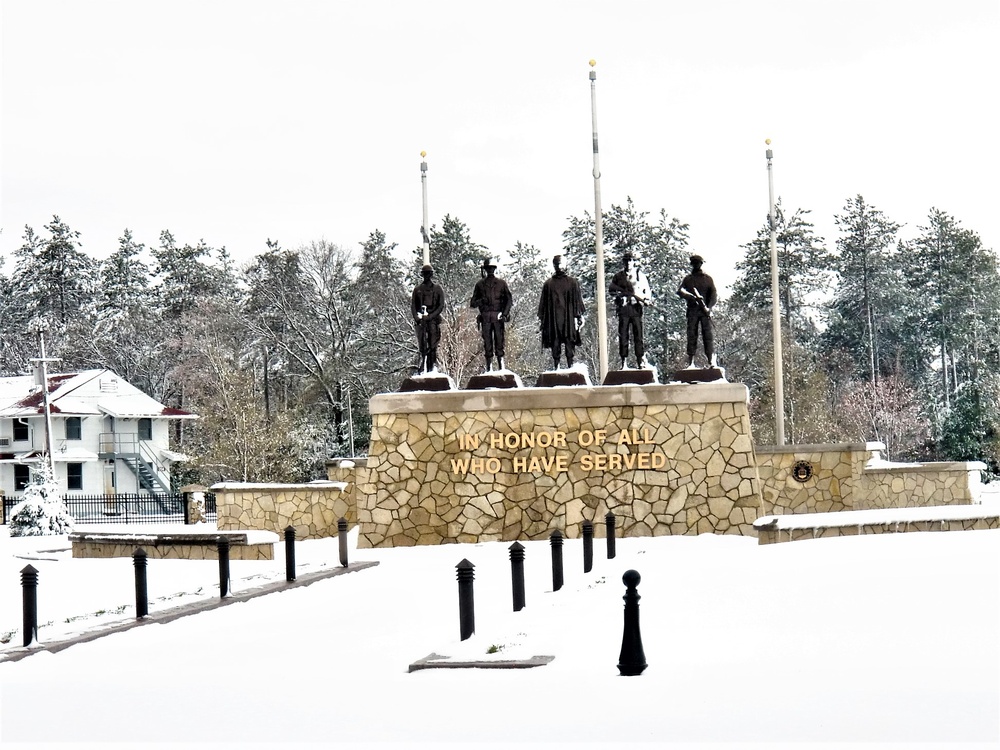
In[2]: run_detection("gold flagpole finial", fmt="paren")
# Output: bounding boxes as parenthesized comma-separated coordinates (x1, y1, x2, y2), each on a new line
(589, 59, 596, 67)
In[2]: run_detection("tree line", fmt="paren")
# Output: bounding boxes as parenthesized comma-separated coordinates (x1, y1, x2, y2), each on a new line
(2, 195, 997, 484)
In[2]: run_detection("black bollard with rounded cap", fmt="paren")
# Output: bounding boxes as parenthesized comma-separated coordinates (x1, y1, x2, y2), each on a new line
(550, 530, 564, 591)
(217, 536, 230, 598)
(21, 565, 38, 647)
(582, 520, 594, 573)
(133, 548, 148, 619)
(338, 517, 349, 567)
(617, 569, 647, 676)
(509, 541, 526, 611)
(605, 511, 617, 559)
(456, 559, 476, 640)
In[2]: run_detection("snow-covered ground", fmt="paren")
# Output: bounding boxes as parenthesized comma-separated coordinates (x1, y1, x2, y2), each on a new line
(1, 494, 998, 750)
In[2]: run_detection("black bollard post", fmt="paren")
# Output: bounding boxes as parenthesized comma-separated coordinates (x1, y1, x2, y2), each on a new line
(217, 536, 230, 598)
(550, 530, 564, 592)
(133, 548, 148, 619)
(21, 565, 38, 648)
(582, 520, 594, 573)
(509, 541, 526, 612)
(284, 526, 296, 581)
(338, 517, 349, 567)
(605, 511, 617, 559)
(617, 569, 647, 676)
(456, 559, 475, 640)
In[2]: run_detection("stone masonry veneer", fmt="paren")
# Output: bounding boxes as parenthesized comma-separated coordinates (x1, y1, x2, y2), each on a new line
(213, 482, 353, 540)
(357, 383, 763, 548)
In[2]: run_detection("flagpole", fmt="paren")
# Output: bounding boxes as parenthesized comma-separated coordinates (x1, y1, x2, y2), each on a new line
(766, 140, 785, 446)
(420, 151, 430, 266)
(589, 60, 609, 382)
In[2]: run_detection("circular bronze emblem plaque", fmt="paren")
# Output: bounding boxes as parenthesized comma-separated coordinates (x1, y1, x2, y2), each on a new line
(792, 460, 813, 483)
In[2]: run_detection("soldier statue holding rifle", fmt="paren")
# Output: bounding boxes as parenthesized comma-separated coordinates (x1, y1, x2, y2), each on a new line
(676, 254, 717, 368)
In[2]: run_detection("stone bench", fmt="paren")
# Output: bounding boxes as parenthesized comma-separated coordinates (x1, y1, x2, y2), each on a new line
(754, 504, 1000, 545)
(69, 529, 277, 560)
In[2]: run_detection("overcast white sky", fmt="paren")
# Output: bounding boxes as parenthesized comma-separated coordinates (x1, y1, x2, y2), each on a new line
(1, 0, 997, 295)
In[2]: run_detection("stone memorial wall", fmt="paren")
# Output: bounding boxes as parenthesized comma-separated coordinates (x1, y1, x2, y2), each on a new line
(357, 383, 764, 548)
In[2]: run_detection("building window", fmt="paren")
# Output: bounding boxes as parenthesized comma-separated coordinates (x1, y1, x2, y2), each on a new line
(14, 464, 30, 491)
(138, 418, 152, 441)
(66, 416, 82, 440)
(67, 462, 83, 491)
(13, 420, 29, 442)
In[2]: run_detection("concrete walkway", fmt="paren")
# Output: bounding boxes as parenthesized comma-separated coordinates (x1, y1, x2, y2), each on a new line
(1, 560, 379, 664)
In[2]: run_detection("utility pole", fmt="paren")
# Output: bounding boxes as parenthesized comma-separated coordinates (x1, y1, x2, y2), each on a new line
(28, 321, 61, 478)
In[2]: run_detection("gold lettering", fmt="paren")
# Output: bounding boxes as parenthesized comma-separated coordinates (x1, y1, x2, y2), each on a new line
(458, 433, 480, 450)
(579, 430, 594, 447)
(536, 432, 551, 448)
(555, 454, 569, 472)
(553, 431, 566, 448)
(485, 457, 501, 473)
(579, 453, 594, 470)
(636, 452, 650, 469)
(450, 457, 471, 474)
(642, 427, 654, 444)
(652, 452, 666, 469)
(489, 433, 503, 449)
(594, 430, 608, 446)
(513, 456, 528, 472)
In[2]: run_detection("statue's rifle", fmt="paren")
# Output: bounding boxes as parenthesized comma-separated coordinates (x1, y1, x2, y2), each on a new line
(686, 287, 711, 315)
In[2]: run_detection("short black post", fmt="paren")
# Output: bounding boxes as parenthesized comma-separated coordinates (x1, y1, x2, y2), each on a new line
(338, 517, 349, 567)
(582, 519, 594, 573)
(217, 536, 230, 598)
(21, 564, 38, 648)
(284, 525, 296, 582)
(617, 569, 647, 676)
(605, 511, 617, 559)
(509, 541, 525, 612)
(456, 558, 475, 640)
(133, 548, 148, 619)
(550, 529, 564, 592)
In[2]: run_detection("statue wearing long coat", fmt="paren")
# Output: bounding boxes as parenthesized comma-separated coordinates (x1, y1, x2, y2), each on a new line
(538, 270, 585, 351)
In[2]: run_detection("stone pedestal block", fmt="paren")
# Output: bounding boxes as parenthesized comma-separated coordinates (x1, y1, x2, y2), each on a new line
(359, 383, 763, 548)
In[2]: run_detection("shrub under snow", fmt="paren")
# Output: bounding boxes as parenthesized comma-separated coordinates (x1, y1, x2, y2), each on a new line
(8, 466, 75, 537)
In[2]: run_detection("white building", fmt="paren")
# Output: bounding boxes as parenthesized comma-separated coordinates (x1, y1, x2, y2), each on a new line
(0, 369, 196, 497)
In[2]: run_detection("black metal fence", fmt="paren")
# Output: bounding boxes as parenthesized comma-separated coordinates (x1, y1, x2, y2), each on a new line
(3, 492, 218, 526)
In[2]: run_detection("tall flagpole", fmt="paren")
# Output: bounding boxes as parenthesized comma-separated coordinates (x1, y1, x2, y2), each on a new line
(589, 60, 609, 382)
(420, 151, 430, 266)
(766, 139, 785, 446)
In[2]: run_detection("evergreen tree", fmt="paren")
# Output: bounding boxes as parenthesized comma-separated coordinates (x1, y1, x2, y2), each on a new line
(823, 195, 904, 384)
(72, 229, 165, 395)
(900, 209, 1000, 422)
(13, 216, 96, 327)
(939, 373, 1000, 478)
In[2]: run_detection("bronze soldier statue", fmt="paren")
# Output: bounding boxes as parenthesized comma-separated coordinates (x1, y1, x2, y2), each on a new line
(470, 256, 513, 372)
(411, 264, 445, 373)
(538, 255, 585, 369)
(609, 251, 652, 369)
(676, 254, 717, 367)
